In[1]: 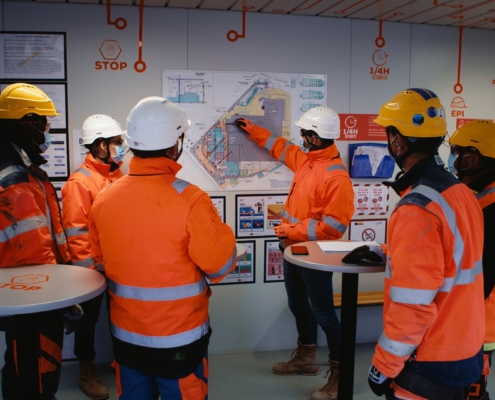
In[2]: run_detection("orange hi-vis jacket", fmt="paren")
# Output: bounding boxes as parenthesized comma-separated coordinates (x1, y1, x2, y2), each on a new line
(476, 180, 495, 345)
(1, 141, 70, 267)
(62, 153, 123, 270)
(243, 124, 354, 248)
(88, 156, 237, 353)
(373, 155, 484, 387)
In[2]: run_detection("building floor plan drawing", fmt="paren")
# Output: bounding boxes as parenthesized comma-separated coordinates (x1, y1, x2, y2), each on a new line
(162, 70, 327, 191)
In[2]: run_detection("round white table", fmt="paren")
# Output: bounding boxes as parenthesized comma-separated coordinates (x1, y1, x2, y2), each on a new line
(284, 241, 385, 400)
(0, 264, 107, 399)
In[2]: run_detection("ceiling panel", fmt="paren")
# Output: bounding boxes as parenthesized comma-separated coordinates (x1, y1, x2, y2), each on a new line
(199, 0, 238, 10)
(22, 0, 495, 30)
(345, 0, 418, 19)
(401, 0, 495, 24)
(318, 0, 376, 17)
(429, 1, 495, 26)
(230, 0, 271, 12)
(167, 0, 202, 7)
(259, 0, 313, 14)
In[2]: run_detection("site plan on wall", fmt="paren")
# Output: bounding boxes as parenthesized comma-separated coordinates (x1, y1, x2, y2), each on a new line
(162, 70, 327, 191)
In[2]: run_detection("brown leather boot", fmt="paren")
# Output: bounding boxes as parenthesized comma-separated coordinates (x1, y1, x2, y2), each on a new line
(79, 360, 110, 400)
(310, 360, 339, 400)
(272, 341, 319, 376)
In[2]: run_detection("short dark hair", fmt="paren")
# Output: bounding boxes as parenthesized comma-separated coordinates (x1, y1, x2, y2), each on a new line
(386, 125, 443, 155)
(130, 148, 169, 159)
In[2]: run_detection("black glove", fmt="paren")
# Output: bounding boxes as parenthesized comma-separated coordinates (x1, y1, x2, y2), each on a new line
(342, 245, 385, 264)
(368, 364, 394, 396)
(234, 118, 254, 132)
(59, 304, 87, 335)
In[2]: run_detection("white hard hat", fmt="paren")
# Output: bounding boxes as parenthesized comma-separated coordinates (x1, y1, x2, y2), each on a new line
(81, 114, 124, 145)
(294, 106, 340, 139)
(126, 96, 191, 151)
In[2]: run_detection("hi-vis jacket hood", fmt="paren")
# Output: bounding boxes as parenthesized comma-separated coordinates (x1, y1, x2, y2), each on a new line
(62, 153, 123, 270)
(89, 155, 236, 351)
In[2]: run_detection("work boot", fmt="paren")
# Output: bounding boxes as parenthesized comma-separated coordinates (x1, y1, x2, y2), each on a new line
(272, 341, 319, 376)
(310, 360, 339, 400)
(79, 360, 110, 400)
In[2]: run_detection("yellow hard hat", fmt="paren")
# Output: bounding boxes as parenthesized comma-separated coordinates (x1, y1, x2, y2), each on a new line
(0, 83, 61, 119)
(450, 120, 495, 159)
(375, 88, 447, 138)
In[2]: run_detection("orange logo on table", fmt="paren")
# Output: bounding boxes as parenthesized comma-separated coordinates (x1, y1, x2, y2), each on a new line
(0, 274, 49, 291)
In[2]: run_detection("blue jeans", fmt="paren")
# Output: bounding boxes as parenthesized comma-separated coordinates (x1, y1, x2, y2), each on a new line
(283, 259, 341, 361)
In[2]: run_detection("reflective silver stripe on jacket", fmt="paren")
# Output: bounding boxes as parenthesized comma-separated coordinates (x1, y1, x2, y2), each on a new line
(111, 318, 210, 349)
(378, 332, 417, 357)
(477, 187, 495, 201)
(54, 231, 67, 245)
(73, 257, 94, 268)
(307, 219, 317, 240)
(75, 168, 91, 178)
(390, 287, 437, 306)
(264, 133, 277, 152)
(0, 215, 47, 242)
(327, 164, 346, 172)
(171, 179, 189, 194)
(322, 215, 347, 234)
(108, 277, 207, 301)
(206, 246, 237, 280)
(409, 185, 463, 273)
(0, 165, 27, 180)
(389, 184, 482, 304)
(65, 226, 89, 237)
(279, 142, 292, 164)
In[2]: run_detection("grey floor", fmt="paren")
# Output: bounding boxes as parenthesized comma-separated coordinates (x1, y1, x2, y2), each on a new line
(57, 342, 377, 399)
(57, 342, 495, 399)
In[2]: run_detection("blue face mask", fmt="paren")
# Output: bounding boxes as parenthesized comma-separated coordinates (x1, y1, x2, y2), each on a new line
(298, 137, 309, 153)
(40, 132, 51, 153)
(448, 153, 458, 175)
(110, 144, 127, 164)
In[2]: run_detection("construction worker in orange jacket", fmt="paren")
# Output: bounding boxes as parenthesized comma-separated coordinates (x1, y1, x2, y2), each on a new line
(449, 120, 495, 400)
(344, 88, 484, 400)
(235, 107, 355, 400)
(0, 83, 71, 399)
(88, 97, 237, 400)
(62, 114, 125, 400)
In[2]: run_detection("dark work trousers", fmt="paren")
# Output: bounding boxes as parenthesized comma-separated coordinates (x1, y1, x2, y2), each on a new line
(283, 259, 341, 362)
(74, 290, 104, 362)
(2, 310, 64, 400)
(469, 350, 493, 400)
(385, 364, 470, 400)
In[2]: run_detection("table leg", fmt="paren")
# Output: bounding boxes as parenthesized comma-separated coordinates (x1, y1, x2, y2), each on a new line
(338, 273, 359, 400)
(15, 313, 41, 400)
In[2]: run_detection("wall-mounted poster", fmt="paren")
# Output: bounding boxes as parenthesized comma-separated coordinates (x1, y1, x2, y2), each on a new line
(210, 196, 226, 223)
(353, 184, 388, 216)
(264, 239, 284, 283)
(209, 240, 255, 286)
(235, 194, 287, 238)
(0, 32, 66, 80)
(39, 133, 69, 179)
(349, 219, 387, 244)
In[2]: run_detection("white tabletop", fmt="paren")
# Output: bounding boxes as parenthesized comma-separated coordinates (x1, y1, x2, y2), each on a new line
(284, 241, 386, 274)
(236, 243, 247, 260)
(0, 264, 107, 316)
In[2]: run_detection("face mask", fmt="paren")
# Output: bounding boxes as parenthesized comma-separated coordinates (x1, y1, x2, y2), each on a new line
(110, 144, 127, 164)
(298, 136, 309, 153)
(447, 153, 458, 175)
(39, 132, 51, 153)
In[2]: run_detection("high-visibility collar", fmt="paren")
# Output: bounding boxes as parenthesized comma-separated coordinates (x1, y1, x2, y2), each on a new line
(129, 155, 182, 176)
(306, 143, 340, 162)
(85, 152, 122, 178)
